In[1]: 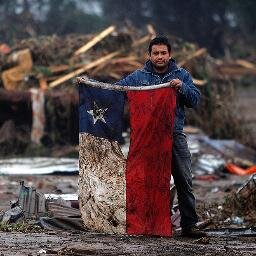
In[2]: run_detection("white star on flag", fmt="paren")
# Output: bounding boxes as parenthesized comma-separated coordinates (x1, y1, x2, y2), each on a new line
(87, 101, 108, 124)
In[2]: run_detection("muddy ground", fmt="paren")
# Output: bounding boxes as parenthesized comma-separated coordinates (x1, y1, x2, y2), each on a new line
(0, 174, 255, 256)
(1, 230, 256, 256)
(0, 87, 255, 255)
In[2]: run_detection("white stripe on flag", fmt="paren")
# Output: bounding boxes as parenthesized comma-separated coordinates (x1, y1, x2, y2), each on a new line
(79, 133, 126, 234)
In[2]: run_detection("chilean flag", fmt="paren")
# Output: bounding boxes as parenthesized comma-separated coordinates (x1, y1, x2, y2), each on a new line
(79, 83, 176, 237)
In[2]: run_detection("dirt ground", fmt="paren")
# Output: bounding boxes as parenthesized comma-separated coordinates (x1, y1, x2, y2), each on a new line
(0, 173, 255, 256)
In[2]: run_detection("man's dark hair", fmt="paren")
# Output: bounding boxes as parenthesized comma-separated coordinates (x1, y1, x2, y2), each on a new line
(148, 36, 171, 54)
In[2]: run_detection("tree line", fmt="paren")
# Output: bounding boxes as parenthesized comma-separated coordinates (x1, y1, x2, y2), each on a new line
(1, 0, 255, 56)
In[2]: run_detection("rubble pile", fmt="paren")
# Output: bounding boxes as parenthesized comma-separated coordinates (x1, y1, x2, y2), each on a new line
(222, 175, 256, 225)
(0, 25, 255, 154)
(0, 181, 84, 232)
(12, 34, 92, 66)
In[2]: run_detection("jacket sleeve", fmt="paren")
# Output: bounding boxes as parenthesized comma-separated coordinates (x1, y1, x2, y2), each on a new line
(179, 70, 200, 108)
(116, 71, 138, 86)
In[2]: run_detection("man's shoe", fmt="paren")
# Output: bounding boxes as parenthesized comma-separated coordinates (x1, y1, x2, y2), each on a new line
(181, 226, 207, 238)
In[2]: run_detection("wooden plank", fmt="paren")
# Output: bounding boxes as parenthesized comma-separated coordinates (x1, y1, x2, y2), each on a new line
(147, 24, 156, 38)
(49, 51, 120, 88)
(49, 64, 70, 73)
(90, 57, 141, 76)
(216, 66, 256, 76)
(132, 35, 151, 47)
(178, 48, 207, 67)
(74, 26, 115, 56)
(192, 77, 207, 86)
(110, 56, 138, 64)
(235, 59, 256, 69)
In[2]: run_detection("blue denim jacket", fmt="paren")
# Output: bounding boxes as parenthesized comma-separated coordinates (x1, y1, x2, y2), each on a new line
(118, 59, 200, 133)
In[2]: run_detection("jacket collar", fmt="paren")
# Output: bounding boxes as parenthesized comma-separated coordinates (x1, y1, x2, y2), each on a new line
(143, 58, 179, 75)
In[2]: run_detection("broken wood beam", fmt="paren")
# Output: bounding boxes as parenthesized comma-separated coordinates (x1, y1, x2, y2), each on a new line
(178, 48, 207, 67)
(146, 24, 156, 39)
(215, 65, 256, 77)
(74, 26, 115, 56)
(49, 51, 120, 88)
(109, 56, 138, 64)
(192, 78, 207, 86)
(48, 63, 84, 74)
(132, 35, 151, 47)
(235, 59, 256, 69)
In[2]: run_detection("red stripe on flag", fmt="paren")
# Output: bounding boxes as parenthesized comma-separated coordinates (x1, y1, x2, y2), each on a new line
(126, 88, 176, 237)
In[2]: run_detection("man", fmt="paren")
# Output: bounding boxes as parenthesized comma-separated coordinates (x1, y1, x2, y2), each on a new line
(118, 36, 205, 237)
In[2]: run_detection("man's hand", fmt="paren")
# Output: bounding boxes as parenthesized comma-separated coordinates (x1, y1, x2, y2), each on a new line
(170, 79, 182, 90)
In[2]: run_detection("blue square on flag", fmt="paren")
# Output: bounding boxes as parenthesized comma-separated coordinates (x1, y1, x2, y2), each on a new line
(79, 84, 125, 143)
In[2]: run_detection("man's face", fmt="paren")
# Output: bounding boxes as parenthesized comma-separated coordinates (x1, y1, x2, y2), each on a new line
(149, 44, 170, 70)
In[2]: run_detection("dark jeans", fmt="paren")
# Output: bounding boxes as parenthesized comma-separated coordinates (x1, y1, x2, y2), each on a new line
(172, 133, 198, 229)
